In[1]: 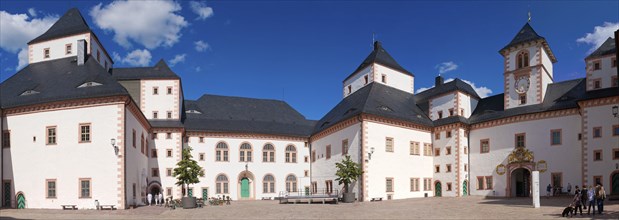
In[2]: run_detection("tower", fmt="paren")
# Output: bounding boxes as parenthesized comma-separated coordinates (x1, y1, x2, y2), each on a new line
(500, 23, 557, 109)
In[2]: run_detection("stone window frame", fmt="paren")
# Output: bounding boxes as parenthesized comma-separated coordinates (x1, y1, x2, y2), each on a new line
(480, 139, 490, 153)
(593, 149, 603, 161)
(46, 179, 57, 199)
(46, 126, 57, 145)
(78, 123, 91, 143)
(410, 178, 420, 192)
(78, 178, 91, 199)
(385, 177, 394, 192)
(550, 129, 562, 145)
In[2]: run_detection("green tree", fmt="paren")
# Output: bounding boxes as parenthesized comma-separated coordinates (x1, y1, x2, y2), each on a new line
(335, 155, 363, 193)
(173, 146, 204, 197)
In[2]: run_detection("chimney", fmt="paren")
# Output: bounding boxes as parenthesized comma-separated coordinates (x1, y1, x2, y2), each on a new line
(77, 39, 87, 66)
(373, 41, 381, 51)
(435, 75, 444, 86)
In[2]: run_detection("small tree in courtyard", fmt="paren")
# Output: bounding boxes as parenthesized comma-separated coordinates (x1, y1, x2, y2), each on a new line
(173, 146, 204, 197)
(335, 155, 363, 194)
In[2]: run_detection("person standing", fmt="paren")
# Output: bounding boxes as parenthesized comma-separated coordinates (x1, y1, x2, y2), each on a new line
(546, 184, 552, 198)
(159, 193, 163, 206)
(567, 183, 572, 195)
(571, 190, 582, 215)
(596, 183, 606, 214)
(581, 185, 588, 211)
(147, 192, 153, 206)
(587, 186, 596, 215)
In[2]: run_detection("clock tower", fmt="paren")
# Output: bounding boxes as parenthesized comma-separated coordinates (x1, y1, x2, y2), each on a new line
(500, 22, 556, 110)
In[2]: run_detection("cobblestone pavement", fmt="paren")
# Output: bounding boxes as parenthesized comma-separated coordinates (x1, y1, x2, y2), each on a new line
(1, 196, 617, 219)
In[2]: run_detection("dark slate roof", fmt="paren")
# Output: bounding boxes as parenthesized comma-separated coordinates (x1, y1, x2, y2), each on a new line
(28, 8, 91, 44)
(415, 78, 481, 104)
(149, 120, 184, 128)
(183, 95, 316, 137)
(314, 83, 432, 134)
(500, 23, 545, 52)
(111, 59, 180, 80)
(0, 56, 129, 108)
(343, 41, 413, 82)
(586, 37, 616, 59)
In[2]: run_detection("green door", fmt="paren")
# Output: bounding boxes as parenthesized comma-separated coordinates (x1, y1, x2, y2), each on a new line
(202, 188, 208, 200)
(188, 188, 193, 197)
(612, 173, 619, 195)
(241, 178, 249, 198)
(16, 193, 25, 209)
(2, 182, 10, 207)
(463, 181, 468, 196)
(435, 182, 442, 197)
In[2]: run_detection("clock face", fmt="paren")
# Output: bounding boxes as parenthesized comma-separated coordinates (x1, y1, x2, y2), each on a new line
(515, 76, 530, 94)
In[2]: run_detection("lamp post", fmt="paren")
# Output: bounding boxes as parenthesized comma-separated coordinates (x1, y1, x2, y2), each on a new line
(367, 147, 375, 160)
(110, 138, 119, 155)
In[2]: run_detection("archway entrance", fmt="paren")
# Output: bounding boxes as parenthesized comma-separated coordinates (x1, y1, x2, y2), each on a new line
(612, 171, 619, 195)
(435, 182, 442, 197)
(237, 171, 255, 200)
(463, 180, 468, 196)
(511, 168, 531, 197)
(16, 192, 25, 209)
(147, 182, 162, 205)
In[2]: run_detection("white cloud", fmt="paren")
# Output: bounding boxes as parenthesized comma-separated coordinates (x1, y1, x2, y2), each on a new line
(415, 78, 493, 98)
(90, 0, 188, 49)
(16, 48, 29, 70)
(577, 22, 619, 53)
(189, 1, 214, 20)
(27, 8, 37, 17)
(195, 66, 201, 72)
(0, 10, 58, 70)
(194, 40, 209, 52)
(435, 61, 458, 74)
(112, 52, 122, 62)
(118, 49, 152, 67)
(168, 54, 186, 67)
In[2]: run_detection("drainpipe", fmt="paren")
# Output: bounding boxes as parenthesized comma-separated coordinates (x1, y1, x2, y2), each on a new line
(467, 129, 471, 195)
(357, 115, 364, 201)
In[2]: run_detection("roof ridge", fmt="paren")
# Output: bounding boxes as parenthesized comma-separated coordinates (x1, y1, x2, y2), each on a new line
(28, 8, 92, 44)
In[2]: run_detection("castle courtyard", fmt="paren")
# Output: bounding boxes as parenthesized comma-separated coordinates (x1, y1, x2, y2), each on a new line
(1, 196, 617, 219)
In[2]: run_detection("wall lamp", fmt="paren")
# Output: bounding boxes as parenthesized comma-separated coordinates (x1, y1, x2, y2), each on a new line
(612, 105, 618, 118)
(110, 138, 119, 155)
(367, 147, 375, 160)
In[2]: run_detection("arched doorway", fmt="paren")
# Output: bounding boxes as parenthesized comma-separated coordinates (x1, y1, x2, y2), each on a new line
(147, 182, 162, 205)
(611, 171, 619, 195)
(463, 180, 468, 196)
(16, 192, 25, 209)
(237, 171, 255, 200)
(435, 182, 442, 197)
(511, 168, 531, 197)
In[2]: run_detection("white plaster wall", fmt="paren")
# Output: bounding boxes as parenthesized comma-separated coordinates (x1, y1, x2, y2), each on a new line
(506, 67, 539, 109)
(90, 37, 113, 71)
(142, 80, 180, 120)
(2, 104, 122, 209)
(458, 92, 478, 118)
(469, 113, 581, 197)
(506, 45, 537, 72)
(124, 108, 150, 206)
(343, 66, 373, 98)
(541, 68, 552, 102)
(29, 33, 90, 65)
(149, 131, 182, 199)
(365, 122, 433, 200)
(432, 127, 458, 197)
(311, 123, 361, 197)
(430, 93, 456, 120)
(587, 56, 618, 89)
(185, 136, 309, 200)
(583, 104, 619, 186)
(541, 48, 553, 79)
(373, 64, 414, 94)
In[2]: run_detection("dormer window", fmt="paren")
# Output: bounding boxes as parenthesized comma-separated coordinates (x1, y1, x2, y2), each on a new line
(347, 85, 351, 94)
(66, 44, 72, 55)
(381, 74, 387, 83)
(612, 57, 617, 68)
(448, 108, 454, 116)
(519, 94, 526, 105)
(364, 75, 368, 85)
(44, 48, 50, 59)
(438, 111, 443, 119)
(20, 90, 39, 96)
(96, 51, 101, 62)
(186, 110, 202, 114)
(77, 82, 102, 88)
(517, 51, 529, 69)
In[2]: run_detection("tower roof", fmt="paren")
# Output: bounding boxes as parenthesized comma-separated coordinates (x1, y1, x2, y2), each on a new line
(343, 41, 413, 82)
(28, 8, 91, 44)
(500, 22, 556, 62)
(586, 37, 616, 59)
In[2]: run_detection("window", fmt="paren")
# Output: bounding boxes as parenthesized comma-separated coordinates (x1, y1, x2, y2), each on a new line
(2, 130, 9, 148)
(304, 156, 309, 163)
(79, 123, 91, 143)
(477, 177, 484, 190)
(612, 57, 617, 68)
(239, 143, 252, 162)
(446, 147, 451, 155)
(364, 75, 368, 84)
(166, 133, 172, 139)
(46, 179, 56, 198)
(153, 133, 158, 139)
(460, 108, 464, 116)
(151, 149, 157, 158)
(519, 94, 526, 104)
(326, 145, 331, 159)
(446, 164, 452, 173)
(167, 187, 172, 196)
(167, 87, 172, 95)
(464, 146, 468, 154)
(167, 111, 172, 119)
(199, 137, 204, 143)
(517, 50, 529, 69)
(464, 163, 468, 172)
(347, 85, 351, 94)
(449, 108, 454, 116)
(79, 178, 91, 198)
(593, 150, 602, 161)
(263, 144, 275, 162)
(435, 165, 440, 173)
(593, 61, 601, 70)
(593, 127, 602, 138)
(410, 178, 420, 191)
(44, 48, 50, 58)
(381, 74, 387, 83)
(434, 148, 440, 156)
(385, 137, 394, 152)
(423, 143, 432, 156)
(132, 183, 136, 199)
(152, 168, 159, 177)
(286, 175, 297, 192)
(323, 180, 332, 194)
(593, 79, 601, 89)
(263, 175, 275, 193)
(199, 153, 205, 161)
(216, 142, 229, 162)
(166, 168, 172, 177)
(485, 177, 493, 189)
(216, 174, 229, 194)
(153, 111, 158, 119)
(438, 111, 443, 119)
(614, 125, 619, 136)
(550, 129, 562, 145)
(515, 133, 525, 148)
(131, 129, 136, 148)
(480, 139, 490, 153)
(446, 131, 452, 138)
(423, 178, 432, 191)
(304, 170, 309, 177)
(166, 149, 173, 157)
(342, 139, 349, 155)
(46, 126, 57, 145)
(612, 149, 619, 160)
(140, 134, 145, 154)
(386, 178, 394, 192)
(410, 141, 420, 155)
(593, 176, 602, 186)
(285, 145, 297, 163)
(612, 76, 618, 87)
(311, 150, 316, 162)
(96, 51, 100, 62)
(435, 132, 440, 140)
(65, 44, 72, 55)
(447, 182, 452, 191)
(153, 87, 159, 95)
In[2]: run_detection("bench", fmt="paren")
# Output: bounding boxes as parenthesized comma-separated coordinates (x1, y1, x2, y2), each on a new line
(261, 197, 271, 200)
(61, 205, 77, 210)
(99, 205, 116, 210)
(370, 197, 383, 202)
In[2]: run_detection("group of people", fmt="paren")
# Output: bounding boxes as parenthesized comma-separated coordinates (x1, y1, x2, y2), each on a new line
(569, 183, 607, 216)
(147, 192, 164, 206)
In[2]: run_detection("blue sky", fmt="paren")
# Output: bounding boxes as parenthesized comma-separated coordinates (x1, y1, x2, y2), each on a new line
(1, 1, 618, 120)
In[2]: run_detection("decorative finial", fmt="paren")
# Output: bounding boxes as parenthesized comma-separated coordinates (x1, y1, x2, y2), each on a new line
(371, 32, 376, 49)
(527, 11, 531, 23)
